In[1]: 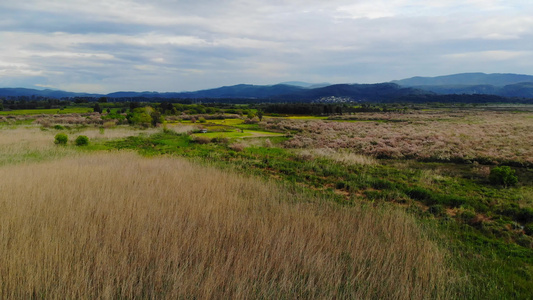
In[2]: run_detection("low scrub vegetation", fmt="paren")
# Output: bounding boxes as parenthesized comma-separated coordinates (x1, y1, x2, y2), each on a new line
(75, 135, 89, 146)
(54, 133, 68, 145)
(489, 165, 518, 187)
(268, 110, 533, 166)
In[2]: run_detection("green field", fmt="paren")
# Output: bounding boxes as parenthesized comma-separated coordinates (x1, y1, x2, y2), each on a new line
(0, 107, 93, 115)
(191, 129, 284, 139)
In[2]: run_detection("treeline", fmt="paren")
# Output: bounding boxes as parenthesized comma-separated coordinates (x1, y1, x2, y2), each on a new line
(391, 93, 533, 104)
(260, 103, 406, 115)
(0, 99, 72, 110)
(2, 93, 532, 108)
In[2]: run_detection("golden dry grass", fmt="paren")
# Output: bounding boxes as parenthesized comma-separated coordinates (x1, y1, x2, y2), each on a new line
(78, 127, 160, 141)
(0, 127, 78, 165)
(298, 148, 378, 166)
(0, 126, 158, 166)
(0, 152, 454, 299)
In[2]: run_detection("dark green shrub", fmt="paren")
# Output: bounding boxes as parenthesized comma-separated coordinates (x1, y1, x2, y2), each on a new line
(75, 135, 89, 146)
(516, 235, 533, 248)
(363, 190, 383, 200)
(54, 133, 68, 145)
(428, 205, 445, 216)
(459, 209, 477, 223)
(406, 187, 434, 203)
(370, 179, 394, 190)
(54, 124, 65, 130)
(192, 136, 211, 144)
(524, 223, 533, 236)
(211, 136, 228, 144)
(489, 166, 518, 187)
(336, 181, 347, 190)
(517, 207, 533, 224)
(434, 194, 467, 208)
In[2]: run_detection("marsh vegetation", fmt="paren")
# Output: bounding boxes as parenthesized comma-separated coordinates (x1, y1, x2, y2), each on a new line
(0, 104, 531, 298)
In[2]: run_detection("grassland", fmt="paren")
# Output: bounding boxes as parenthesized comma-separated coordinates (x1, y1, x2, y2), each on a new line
(0, 106, 532, 298)
(0, 150, 452, 298)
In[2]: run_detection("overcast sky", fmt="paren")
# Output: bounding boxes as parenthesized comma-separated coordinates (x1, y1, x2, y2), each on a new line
(1, 0, 532, 93)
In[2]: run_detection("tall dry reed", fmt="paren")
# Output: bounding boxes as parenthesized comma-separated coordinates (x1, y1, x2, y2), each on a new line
(0, 127, 77, 165)
(0, 153, 454, 299)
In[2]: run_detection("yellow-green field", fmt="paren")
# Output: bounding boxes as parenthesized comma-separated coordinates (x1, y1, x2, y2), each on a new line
(0, 107, 93, 115)
(192, 129, 284, 139)
(171, 118, 245, 126)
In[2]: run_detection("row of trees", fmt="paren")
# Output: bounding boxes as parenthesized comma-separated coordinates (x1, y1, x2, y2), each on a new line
(260, 103, 406, 115)
(0, 98, 72, 110)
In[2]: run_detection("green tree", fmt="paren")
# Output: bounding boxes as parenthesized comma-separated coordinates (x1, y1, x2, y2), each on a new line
(93, 103, 103, 114)
(127, 107, 156, 127)
(489, 166, 518, 187)
(150, 110, 163, 127)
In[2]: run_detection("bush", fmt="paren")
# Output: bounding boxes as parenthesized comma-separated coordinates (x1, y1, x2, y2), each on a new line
(428, 205, 445, 216)
(524, 223, 533, 236)
(406, 187, 433, 203)
(211, 136, 228, 144)
(458, 208, 477, 223)
(229, 143, 245, 152)
(489, 166, 518, 187)
(517, 207, 533, 224)
(54, 133, 68, 145)
(75, 135, 89, 146)
(192, 136, 211, 144)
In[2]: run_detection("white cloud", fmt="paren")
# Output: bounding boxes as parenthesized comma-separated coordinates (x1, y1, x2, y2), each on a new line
(444, 50, 532, 61)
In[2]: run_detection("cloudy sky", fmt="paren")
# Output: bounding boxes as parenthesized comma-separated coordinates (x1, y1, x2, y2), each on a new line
(1, 0, 532, 93)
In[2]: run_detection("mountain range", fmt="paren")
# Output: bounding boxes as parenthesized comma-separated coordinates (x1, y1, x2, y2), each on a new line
(1, 73, 533, 102)
(391, 73, 533, 98)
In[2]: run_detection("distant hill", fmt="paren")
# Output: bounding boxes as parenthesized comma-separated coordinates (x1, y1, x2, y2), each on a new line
(392, 73, 533, 98)
(392, 73, 533, 87)
(172, 84, 306, 99)
(2, 73, 533, 103)
(103, 83, 430, 102)
(500, 82, 533, 98)
(0, 88, 98, 98)
(276, 83, 427, 101)
(280, 81, 331, 89)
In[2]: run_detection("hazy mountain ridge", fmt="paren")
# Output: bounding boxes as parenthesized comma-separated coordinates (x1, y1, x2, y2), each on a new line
(392, 72, 533, 87)
(0, 88, 98, 98)
(1, 73, 533, 102)
(392, 73, 533, 98)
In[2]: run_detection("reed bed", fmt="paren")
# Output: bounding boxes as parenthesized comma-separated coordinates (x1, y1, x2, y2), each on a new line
(0, 127, 77, 165)
(0, 126, 160, 166)
(0, 152, 453, 299)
